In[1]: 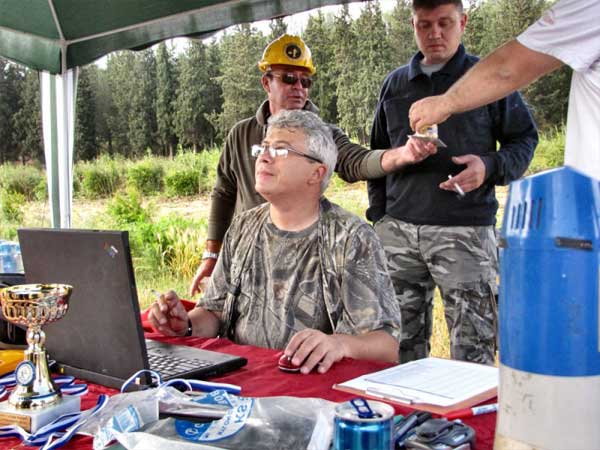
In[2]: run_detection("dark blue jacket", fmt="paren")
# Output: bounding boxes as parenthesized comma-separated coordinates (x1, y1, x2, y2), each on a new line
(367, 44, 538, 226)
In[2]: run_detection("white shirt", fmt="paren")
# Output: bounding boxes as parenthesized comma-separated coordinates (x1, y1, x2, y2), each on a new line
(518, 0, 600, 179)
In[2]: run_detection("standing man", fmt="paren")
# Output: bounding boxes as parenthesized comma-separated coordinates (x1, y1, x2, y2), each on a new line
(190, 34, 433, 296)
(368, 0, 538, 365)
(410, 0, 600, 180)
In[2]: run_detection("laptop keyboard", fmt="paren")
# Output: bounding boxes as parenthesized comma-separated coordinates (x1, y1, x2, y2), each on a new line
(147, 352, 214, 378)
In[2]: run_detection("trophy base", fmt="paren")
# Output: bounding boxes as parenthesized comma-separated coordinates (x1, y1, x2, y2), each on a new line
(0, 394, 80, 432)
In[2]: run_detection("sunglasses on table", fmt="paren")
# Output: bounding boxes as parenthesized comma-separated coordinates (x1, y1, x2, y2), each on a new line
(251, 144, 323, 164)
(267, 72, 313, 89)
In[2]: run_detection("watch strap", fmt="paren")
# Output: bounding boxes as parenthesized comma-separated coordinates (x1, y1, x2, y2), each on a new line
(202, 250, 219, 260)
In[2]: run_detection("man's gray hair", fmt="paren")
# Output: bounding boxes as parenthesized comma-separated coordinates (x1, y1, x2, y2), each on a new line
(267, 110, 337, 193)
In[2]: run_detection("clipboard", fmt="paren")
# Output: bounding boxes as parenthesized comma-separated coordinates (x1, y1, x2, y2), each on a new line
(333, 357, 497, 415)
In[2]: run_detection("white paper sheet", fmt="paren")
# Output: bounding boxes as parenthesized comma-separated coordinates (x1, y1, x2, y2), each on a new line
(336, 357, 498, 407)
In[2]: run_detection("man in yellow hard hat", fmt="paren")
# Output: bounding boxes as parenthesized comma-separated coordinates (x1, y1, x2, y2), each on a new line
(190, 34, 436, 295)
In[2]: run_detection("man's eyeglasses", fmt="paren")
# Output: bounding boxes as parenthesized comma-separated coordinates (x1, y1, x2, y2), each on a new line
(251, 144, 323, 164)
(267, 72, 313, 89)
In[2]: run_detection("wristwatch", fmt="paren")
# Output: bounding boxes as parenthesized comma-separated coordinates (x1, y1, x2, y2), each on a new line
(202, 251, 219, 260)
(185, 318, 193, 337)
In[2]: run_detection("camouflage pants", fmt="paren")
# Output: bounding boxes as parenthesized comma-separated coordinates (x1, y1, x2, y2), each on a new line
(374, 216, 498, 365)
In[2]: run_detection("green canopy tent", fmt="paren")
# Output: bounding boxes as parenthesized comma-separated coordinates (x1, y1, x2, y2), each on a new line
(0, 0, 364, 227)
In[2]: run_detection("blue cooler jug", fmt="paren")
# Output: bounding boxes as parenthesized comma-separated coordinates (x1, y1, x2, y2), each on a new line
(496, 167, 600, 449)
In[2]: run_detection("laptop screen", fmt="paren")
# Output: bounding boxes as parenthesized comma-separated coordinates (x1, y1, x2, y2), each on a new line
(18, 228, 150, 385)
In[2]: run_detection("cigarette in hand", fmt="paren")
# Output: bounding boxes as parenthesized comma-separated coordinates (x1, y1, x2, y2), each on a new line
(448, 175, 465, 197)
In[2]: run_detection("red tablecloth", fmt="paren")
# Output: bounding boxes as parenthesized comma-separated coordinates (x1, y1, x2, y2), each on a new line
(2, 335, 496, 449)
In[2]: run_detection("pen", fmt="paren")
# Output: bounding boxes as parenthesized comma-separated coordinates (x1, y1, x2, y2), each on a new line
(444, 402, 498, 420)
(447, 175, 465, 197)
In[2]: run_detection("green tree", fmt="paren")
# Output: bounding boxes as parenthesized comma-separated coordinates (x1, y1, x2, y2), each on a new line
(12, 70, 42, 163)
(387, 0, 417, 67)
(303, 11, 338, 123)
(93, 66, 113, 154)
(106, 51, 136, 155)
(128, 49, 157, 156)
(336, 2, 393, 143)
(174, 40, 220, 151)
(75, 65, 98, 161)
(267, 18, 287, 41)
(212, 25, 267, 142)
(0, 60, 24, 163)
(463, 0, 498, 58)
(491, 0, 570, 130)
(156, 42, 177, 157)
(330, 4, 354, 130)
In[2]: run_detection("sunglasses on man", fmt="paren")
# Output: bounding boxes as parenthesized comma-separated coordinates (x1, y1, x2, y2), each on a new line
(268, 72, 313, 89)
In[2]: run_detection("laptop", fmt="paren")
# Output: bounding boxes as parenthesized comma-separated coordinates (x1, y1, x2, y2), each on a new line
(17, 228, 247, 389)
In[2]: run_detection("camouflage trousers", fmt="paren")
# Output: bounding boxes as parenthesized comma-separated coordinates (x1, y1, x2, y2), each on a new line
(374, 216, 498, 365)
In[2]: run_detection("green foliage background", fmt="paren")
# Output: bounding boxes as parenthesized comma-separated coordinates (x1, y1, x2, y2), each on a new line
(0, 0, 570, 166)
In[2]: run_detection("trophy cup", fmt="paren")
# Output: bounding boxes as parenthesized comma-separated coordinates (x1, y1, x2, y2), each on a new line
(0, 284, 81, 432)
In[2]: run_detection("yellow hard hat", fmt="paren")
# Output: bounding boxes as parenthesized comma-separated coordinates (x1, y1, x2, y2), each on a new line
(258, 34, 316, 75)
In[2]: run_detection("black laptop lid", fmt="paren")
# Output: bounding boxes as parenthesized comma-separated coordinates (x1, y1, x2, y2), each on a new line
(17, 228, 149, 383)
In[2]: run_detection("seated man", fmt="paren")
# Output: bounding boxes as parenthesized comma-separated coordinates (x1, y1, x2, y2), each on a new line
(148, 109, 402, 374)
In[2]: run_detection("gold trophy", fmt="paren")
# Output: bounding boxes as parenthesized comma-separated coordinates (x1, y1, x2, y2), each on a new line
(0, 284, 80, 432)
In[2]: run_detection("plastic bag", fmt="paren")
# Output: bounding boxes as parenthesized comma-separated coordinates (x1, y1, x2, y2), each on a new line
(85, 388, 335, 450)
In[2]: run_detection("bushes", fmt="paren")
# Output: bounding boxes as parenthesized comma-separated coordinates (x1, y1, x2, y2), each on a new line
(1, 190, 25, 223)
(527, 127, 565, 175)
(164, 150, 220, 197)
(78, 155, 124, 198)
(126, 158, 164, 195)
(72, 150, 221, 199)
(0, 163, 45, 201)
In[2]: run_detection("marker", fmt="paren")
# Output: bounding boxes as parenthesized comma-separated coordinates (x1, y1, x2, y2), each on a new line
(445, 402, 498, 420)
(447, 175, 465, 197)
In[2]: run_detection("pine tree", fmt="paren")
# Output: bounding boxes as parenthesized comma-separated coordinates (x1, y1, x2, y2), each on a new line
(0, 60, 24, 163)
(12, 70, 42, 163)
(106, 51, 136, 155)
(128, 49, 157, 156)
(75, 65, 98, 161)
(211, 25, 267, 142)
(156, 42, 177, 157)
(267, 18, 288, 41)
(331, 5, 355, 132)
(93, 66, 114, 155)
(491, 0, 570, 130)
(336, 2, 393, 143)
(303, 11, 338, 123)
(387, 0, 418, 67)
(174, 40, 220, 151)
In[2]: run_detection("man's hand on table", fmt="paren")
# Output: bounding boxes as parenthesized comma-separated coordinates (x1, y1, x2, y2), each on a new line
(284, 329, 348, 375)
(147, 290, 189, 336)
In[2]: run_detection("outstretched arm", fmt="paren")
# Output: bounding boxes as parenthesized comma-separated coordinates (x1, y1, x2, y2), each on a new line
(409, 40, 563, 131)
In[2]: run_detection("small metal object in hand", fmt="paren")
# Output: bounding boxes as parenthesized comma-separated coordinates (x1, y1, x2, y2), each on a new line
(409, 124, 447, 148)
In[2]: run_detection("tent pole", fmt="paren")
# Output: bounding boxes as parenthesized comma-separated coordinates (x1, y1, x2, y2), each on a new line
(40, 68, 78, 229)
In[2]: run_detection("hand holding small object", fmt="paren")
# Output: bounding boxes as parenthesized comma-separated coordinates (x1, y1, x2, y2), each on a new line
(447, 175, 465, 197)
